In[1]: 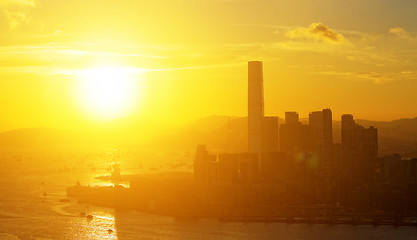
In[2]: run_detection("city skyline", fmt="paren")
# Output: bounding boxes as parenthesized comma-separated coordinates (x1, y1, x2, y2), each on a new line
(2, 1, 417, 239)
(192, 61, 390, 215)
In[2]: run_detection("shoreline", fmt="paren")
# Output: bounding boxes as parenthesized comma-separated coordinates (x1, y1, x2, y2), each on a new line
(66, 197, 417, 227)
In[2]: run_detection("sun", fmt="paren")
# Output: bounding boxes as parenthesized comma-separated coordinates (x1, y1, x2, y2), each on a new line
(77, 67, 141, 121)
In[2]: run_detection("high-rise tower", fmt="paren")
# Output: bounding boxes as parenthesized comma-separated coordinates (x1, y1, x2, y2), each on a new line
(248, 61, 264, 153)
(341, 114, 378, 185)
(309, 109, 333, 168)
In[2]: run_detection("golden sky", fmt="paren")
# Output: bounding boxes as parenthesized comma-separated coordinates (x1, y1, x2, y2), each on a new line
(1, 0, 417, 131)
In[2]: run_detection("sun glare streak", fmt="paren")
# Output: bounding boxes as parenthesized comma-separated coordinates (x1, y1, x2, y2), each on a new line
(77, 66, 142, 121)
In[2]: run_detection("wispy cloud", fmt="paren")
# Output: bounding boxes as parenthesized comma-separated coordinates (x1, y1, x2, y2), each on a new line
(286, 22, 350, 45)
(389, 27, 414, 40)
(231, 23, 292, 33)
(1, 20, 416, 87)
(0, 42, 169, 59)
(0, 0, 35, 6)
(0, 0, 36, 29)
(320, 70, 417, 84)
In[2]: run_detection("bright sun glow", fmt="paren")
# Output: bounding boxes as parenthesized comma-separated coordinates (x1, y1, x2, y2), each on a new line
(78, 67, 141, 121)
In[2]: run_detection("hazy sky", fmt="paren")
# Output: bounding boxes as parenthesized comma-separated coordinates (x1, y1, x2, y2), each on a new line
(1, 0, 417, 131)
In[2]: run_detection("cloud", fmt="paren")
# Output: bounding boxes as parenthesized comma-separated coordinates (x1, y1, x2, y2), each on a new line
(0, 0, 35, 6)
(389, 27, 413, 40)
(0, 0, 36, 29)
(2, 10, 30, 29)
(286, 22, 350, 45)
(320, 70, 417, 84)
(319, 71, 390, 84)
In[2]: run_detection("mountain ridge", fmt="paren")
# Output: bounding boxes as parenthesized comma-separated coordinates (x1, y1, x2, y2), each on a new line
(1, 115, 417, 157)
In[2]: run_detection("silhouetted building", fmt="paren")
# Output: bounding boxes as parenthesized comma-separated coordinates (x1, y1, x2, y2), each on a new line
(310, 111, 324, 160)
(382, 154, 417, 185)
(239, 152, 259, 184)
(322, 109, 333, 167)
(285, 112, 299, 124)
(308, 109, 336, 204)
(260, 151, 287, 183)
(341, 114, 378, 186)
(262, 116, 279, 153)
(248, 61, 264, 154)
(194, 145, 217, 185)
(280, 112, 313, 163)
(309, 109, 334, 170)
(218, 153, 239, 183)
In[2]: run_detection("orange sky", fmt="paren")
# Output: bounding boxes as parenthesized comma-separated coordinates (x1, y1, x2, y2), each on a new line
(1, 0, 417, 131)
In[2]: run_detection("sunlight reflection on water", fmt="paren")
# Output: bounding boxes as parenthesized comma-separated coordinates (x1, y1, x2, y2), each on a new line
(67, 210, 117, 240)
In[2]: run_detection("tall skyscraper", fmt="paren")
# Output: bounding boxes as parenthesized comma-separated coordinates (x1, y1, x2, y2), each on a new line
(309, 111, 324, 153)
(262, 116, 279, 153)
(280, 111, 312, 162)
(309, 109, 333, 168)
(248, 61, 264, 153)
(322, 109, 333, 167)
(341, 114, 378, 185)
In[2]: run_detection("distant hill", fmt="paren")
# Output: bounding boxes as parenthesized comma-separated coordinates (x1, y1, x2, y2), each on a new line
(0, 115, 417, 157)
(356, 118, 417, 141)
(146, 116, 248, 152)
(355, 118, 417, 157)
(148, 116, 417, 157)
(0, 127, 78, 147)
